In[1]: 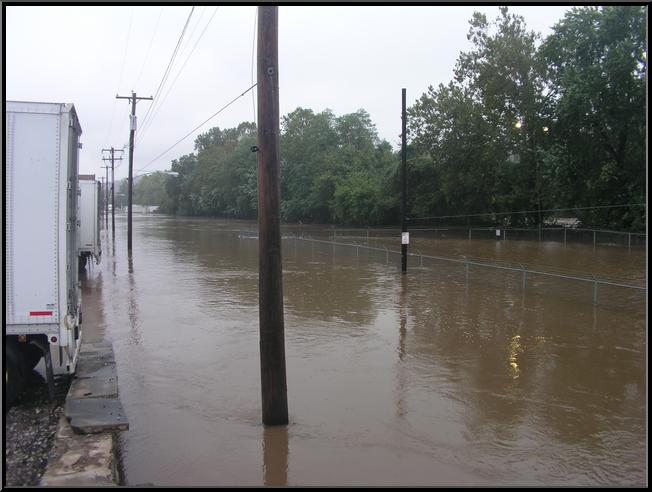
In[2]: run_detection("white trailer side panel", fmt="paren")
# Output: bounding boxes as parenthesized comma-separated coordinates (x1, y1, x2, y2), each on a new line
(5, 109, 61, 327)
(79, 179, 100, 257)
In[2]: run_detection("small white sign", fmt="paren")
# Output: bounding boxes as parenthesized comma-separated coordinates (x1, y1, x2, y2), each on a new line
(130, 114, 137, 131)
(402, 232, 409, 245)
(496, 229, 501, 237)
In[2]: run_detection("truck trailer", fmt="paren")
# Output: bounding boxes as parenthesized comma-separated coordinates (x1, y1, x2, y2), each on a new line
(5, 101, 83, 408)
(78, 174, 101, 272)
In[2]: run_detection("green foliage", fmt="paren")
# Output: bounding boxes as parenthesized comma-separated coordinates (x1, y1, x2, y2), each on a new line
(408, 5, 645, 230)
(539, 5, 646, 230)
(131, 6, 645, 232)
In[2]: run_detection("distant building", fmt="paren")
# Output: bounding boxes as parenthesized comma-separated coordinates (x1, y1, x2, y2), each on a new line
(132, 205, 160, 214)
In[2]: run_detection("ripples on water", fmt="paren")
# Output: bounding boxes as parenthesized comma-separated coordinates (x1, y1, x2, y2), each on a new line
(84, 216, 646, 486)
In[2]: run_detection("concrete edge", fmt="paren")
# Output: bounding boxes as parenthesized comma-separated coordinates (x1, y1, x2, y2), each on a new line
(40, 415, 120, 486)
(40, 341, 126, 486)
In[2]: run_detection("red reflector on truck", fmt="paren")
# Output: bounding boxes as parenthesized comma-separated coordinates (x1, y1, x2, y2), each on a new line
(29, 311, 53, 316)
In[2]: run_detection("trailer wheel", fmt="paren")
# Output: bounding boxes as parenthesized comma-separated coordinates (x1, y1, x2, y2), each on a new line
(5, 343, 28, 411)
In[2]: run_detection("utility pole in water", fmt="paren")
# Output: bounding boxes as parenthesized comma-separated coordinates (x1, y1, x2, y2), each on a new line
(102, 147, 124, 237)
(257, 5, 288, 426)
(116, 92, 153, 255)
(401, 88, 408, 274)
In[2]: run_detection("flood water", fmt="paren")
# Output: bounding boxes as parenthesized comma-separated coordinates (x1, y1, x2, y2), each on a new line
(81, 214, 647, 486)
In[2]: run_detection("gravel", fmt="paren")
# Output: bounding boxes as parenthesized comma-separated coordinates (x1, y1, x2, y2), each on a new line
(4, 370, 71, 486)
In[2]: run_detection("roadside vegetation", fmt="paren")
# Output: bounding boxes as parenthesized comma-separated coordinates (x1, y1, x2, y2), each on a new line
(131, 6, 646, 232)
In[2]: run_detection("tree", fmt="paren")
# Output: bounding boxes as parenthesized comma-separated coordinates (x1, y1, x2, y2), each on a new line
(540, 5, 646, 230)
(409, 7, 549, 226)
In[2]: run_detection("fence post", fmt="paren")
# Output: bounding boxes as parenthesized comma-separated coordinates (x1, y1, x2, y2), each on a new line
(468, 229, 472, 241)
(504, 229, 507, 241)
(628, 233, 631, 250)
(593, 230, 596, 249)
(592, 275, 598, 305)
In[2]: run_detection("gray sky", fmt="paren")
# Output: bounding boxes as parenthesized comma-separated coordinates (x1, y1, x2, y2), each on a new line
(5, 5, 572, 180)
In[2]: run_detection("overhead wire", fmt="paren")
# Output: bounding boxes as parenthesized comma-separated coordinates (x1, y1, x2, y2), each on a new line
(137, 6, 195, 140)
(135, 83, 258, 174)
(103, 7, 134, 148)
(137, 6, 220, 145)
(135, 7, 164, 88)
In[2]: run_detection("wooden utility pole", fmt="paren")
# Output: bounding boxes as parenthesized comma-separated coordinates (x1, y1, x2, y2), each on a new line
(102, 147, 124, 237)
(116, 92, 153, 254)
(401, 88, 408, 273)
(99, 177, 105, 223)
(101, 164, 110, 225)
(257, 5, 288, 426)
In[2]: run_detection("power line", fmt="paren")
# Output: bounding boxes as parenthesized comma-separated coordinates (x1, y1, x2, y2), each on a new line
(104, 8, 134, 147)
(136, 82, 258, 174)
(138, 7, 195, 138)
(137, 6, 220, 145)
(407, 204, 647, 221)
(135, 7, 164, 88)
(138, 7, 193, 134)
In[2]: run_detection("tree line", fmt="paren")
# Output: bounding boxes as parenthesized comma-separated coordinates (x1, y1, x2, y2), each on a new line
(131, 6, 646, 232)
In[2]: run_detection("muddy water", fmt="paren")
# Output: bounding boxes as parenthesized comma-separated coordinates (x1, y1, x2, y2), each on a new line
(81, 215, 646, 486)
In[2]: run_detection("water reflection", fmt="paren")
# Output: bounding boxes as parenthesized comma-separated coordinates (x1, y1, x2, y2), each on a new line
(262, 425, 289, 486)
(127, 255, 141, 346)
(99, 216, 645, 486)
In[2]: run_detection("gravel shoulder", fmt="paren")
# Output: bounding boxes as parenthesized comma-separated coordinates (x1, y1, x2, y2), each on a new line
(4, 370, 71, 486)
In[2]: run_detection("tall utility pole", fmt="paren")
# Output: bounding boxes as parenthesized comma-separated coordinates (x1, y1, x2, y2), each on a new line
(257, 5, 288, 426)
(102, 147, 124, 237)
(401, 88, 408, 274)
(101, 164, 110, 225)
(116, 92, 153, 254)
(99, 177, 105, 223)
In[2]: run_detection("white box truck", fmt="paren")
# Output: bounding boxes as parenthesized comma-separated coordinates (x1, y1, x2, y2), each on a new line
(78, 174, 101, 271)
(5, 101, 83, 408)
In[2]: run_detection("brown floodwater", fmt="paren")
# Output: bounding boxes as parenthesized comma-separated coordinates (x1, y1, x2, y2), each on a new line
(81, 215, 647, 486)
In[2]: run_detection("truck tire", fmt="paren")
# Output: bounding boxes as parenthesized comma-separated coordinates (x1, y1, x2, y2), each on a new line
(5, 343, 27, 411)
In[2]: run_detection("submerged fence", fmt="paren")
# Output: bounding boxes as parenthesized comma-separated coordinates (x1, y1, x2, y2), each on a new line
(283, 234, 646, 306)
(327, 226, 646, 249)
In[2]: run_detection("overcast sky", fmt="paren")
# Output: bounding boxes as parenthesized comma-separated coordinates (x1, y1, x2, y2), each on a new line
(5, 5, 572, 181)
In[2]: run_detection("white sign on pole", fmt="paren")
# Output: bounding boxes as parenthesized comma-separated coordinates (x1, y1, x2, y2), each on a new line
(130, 114, 137, 131)
(402, 232, 409, 245)
(496, 229, 501, 237)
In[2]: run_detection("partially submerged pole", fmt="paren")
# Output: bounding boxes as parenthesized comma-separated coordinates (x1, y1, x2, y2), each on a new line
(257, 5, 288, 426)
(401, 88, 408, 273)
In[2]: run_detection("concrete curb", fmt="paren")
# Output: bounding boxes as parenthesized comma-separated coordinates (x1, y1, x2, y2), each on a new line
(40, 341, 127, 486)
(39, 415, 118, 486)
